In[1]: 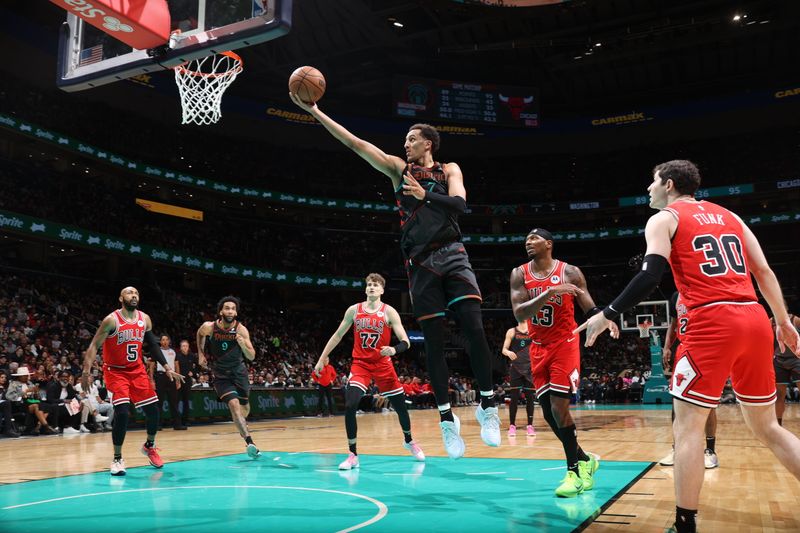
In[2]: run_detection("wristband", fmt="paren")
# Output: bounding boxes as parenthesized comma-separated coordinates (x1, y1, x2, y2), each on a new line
(392, 340, 410, 354)
(585, 306, 602, 319)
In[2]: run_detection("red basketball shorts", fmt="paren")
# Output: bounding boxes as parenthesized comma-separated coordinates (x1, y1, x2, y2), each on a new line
(104, 366, 159, 408)
(670, 302, 776, 408)
(348, 357, 404, 396)
(531, 335, 580, 398)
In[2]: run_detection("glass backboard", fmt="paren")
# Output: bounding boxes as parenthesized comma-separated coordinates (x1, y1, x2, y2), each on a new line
(57, 0, 291, 91)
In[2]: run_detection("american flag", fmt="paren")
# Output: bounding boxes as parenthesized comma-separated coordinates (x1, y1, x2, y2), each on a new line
(78, 45, 103, 66)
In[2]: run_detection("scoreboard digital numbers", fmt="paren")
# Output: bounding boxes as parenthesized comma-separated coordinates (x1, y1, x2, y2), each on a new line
(393, 76, 539, 128)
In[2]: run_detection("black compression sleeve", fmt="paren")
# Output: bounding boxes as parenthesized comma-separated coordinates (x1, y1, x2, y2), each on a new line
(423, 191, 467, 214)
(603, 254, 668, 320)
(392, 340, 410, 354)
(143, 330, 168, 366)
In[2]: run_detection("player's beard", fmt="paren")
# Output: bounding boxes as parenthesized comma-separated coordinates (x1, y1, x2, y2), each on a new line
(221, 314, 236, 325)
(123, 299, 138, 311)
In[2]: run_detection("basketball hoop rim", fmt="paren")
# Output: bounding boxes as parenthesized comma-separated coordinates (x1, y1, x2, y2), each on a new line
(173, 51, 244, 78)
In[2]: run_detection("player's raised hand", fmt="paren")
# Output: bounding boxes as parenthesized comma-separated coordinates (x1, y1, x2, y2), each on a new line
(402, 172, 426, 200)
(776, 318, 800, 355)
(289, 91, 318, 113)
(549, 283, 584, 297)
(573, 312, 614, 347)
(165, 366, 186, 384)
(379, 346, 396, 357)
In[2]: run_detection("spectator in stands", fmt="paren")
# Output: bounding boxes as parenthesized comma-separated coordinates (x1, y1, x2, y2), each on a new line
(44, 370, 83, 434)
(312, 362, 336, 417)
(0, 372, 20, 437)
(6, 367, 57, 435)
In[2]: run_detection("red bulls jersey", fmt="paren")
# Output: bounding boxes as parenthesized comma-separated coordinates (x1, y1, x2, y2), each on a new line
(520, 260, 576, 345)
(102, 309, 146, 370)
(352, 303, 392, 363)
(663, 200, 757, 309)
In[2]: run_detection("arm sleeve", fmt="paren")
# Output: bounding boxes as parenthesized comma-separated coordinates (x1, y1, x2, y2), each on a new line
(423, 191, 467, 214)
(603, 254, 668, 321)
(143, 331, 169, 366)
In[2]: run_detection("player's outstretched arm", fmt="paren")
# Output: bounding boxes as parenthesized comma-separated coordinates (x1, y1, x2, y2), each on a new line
(236, 325, 256, 361)
(735, 214, 800, 354)
(501, 328, 517, 360)
(576, 211, 673, 346)
(315, 306, 356, 374)
(380, 306, 411, 357)
(195, 322, 213, 369)
(81, 314, 115, 390)
(568, 264, 619, 339)
(288, 92, 405, 187)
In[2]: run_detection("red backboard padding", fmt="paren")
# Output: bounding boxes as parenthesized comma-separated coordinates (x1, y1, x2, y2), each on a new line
(50, 0, 171, 50)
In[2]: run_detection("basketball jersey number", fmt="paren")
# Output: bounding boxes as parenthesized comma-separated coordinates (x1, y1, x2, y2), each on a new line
(692, 234, 746, 277)
(359, 332, 380, 349)
(679, 318, 688, 336)
(532, 304, 554, 327)
(221, 341, 229, 351)
(126, 344, 139, 362)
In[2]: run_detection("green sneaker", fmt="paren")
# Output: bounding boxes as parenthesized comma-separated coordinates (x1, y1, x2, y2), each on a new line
(555, 470, 584, 498)
(578, 453, 600, 491)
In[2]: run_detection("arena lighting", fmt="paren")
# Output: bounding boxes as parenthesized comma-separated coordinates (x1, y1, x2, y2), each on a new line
(733, 14, 741, 21)
(595, 42, 602, 47)
(393, 21, 404, 27)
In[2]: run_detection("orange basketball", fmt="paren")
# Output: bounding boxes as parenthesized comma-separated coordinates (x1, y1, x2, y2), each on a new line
(289, 66, 326, 104)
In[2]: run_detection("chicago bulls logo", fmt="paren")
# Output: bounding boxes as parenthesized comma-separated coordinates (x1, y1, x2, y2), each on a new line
(498, 94, 534, 120)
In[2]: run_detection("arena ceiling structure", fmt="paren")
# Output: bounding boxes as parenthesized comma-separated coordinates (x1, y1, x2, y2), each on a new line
(3, 0, 798, 122)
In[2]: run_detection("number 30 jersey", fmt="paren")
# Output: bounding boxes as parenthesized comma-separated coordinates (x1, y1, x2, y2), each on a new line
(663, 200, 757, 309)
(519, 260, 577, 345)
(102, 309, 146, 370)
(352, 303, 392, 363)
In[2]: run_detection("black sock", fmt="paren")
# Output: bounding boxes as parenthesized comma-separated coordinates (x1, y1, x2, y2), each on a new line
(348, 440, 357, 455)
(705, 436, 715, 453)
(403, 431, 413, 444)
(526, 393, 534, 426)
(439, 407, 454, 423)
(113, 453, 122, 461)
(577, 446, 590, 462)
(480, 393, 495, 410)
(144, 440, 154, 448)
(245, 436, 254, 445)
(557, 424, 580, 474)
(675, 506, 697, 533)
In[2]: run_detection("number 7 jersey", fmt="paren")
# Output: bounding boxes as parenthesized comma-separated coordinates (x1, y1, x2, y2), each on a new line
(352, 303, 392, 363)
(663, 200, 757, 309)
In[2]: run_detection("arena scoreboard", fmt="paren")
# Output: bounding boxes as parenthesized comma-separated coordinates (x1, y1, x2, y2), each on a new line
(393, 76, 539, 128)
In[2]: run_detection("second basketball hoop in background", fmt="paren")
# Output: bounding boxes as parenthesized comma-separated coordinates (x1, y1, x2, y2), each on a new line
(289, 66, 326, 104)
(173, 50, 244, 125)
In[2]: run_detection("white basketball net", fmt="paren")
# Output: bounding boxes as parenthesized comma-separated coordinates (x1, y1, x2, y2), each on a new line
(638, 321, 653, 339)
(173, 51, 243, 125)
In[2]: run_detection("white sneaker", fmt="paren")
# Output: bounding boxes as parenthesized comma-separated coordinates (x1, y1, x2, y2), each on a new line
(103, 423, 114, 431)
(338, 453, 360, 470)
(79, 425, 91, 433)
(659, 448, 675, 466)
(96, 415, 109, 423)
(475, 405, 501, 447)
(403, 440, 425, 462)
(440, 414, 465, 459)
(110, 458, 126, 476)
(62, 427, 81, 435)
(704, 449, 719, 469)
(246, 443, 261, 459)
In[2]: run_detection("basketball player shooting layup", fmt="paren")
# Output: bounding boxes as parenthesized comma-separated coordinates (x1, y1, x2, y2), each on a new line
(314, 273, 424, 470)
(576, 160, 800, 533)
(290, 92, 501, 459)
(82, 287, 184, 476)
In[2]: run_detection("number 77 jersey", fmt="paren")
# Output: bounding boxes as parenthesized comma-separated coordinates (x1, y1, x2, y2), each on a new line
(520, 259, 577, 345)
(352, 303, 392, 362)
(663, 200, 757, 309)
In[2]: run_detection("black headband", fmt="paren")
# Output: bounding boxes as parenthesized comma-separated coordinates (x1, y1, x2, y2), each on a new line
(527, 228, 554, 242)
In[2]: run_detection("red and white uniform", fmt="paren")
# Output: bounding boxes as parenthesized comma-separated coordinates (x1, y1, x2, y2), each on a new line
(520, 260, 580, 398)
(664, 200, 775, 408)
(348, 303, 403, 396)
(101, 309, 158, 408)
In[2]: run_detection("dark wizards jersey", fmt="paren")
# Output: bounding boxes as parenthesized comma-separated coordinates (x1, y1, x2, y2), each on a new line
(206, 320, 246, 375)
